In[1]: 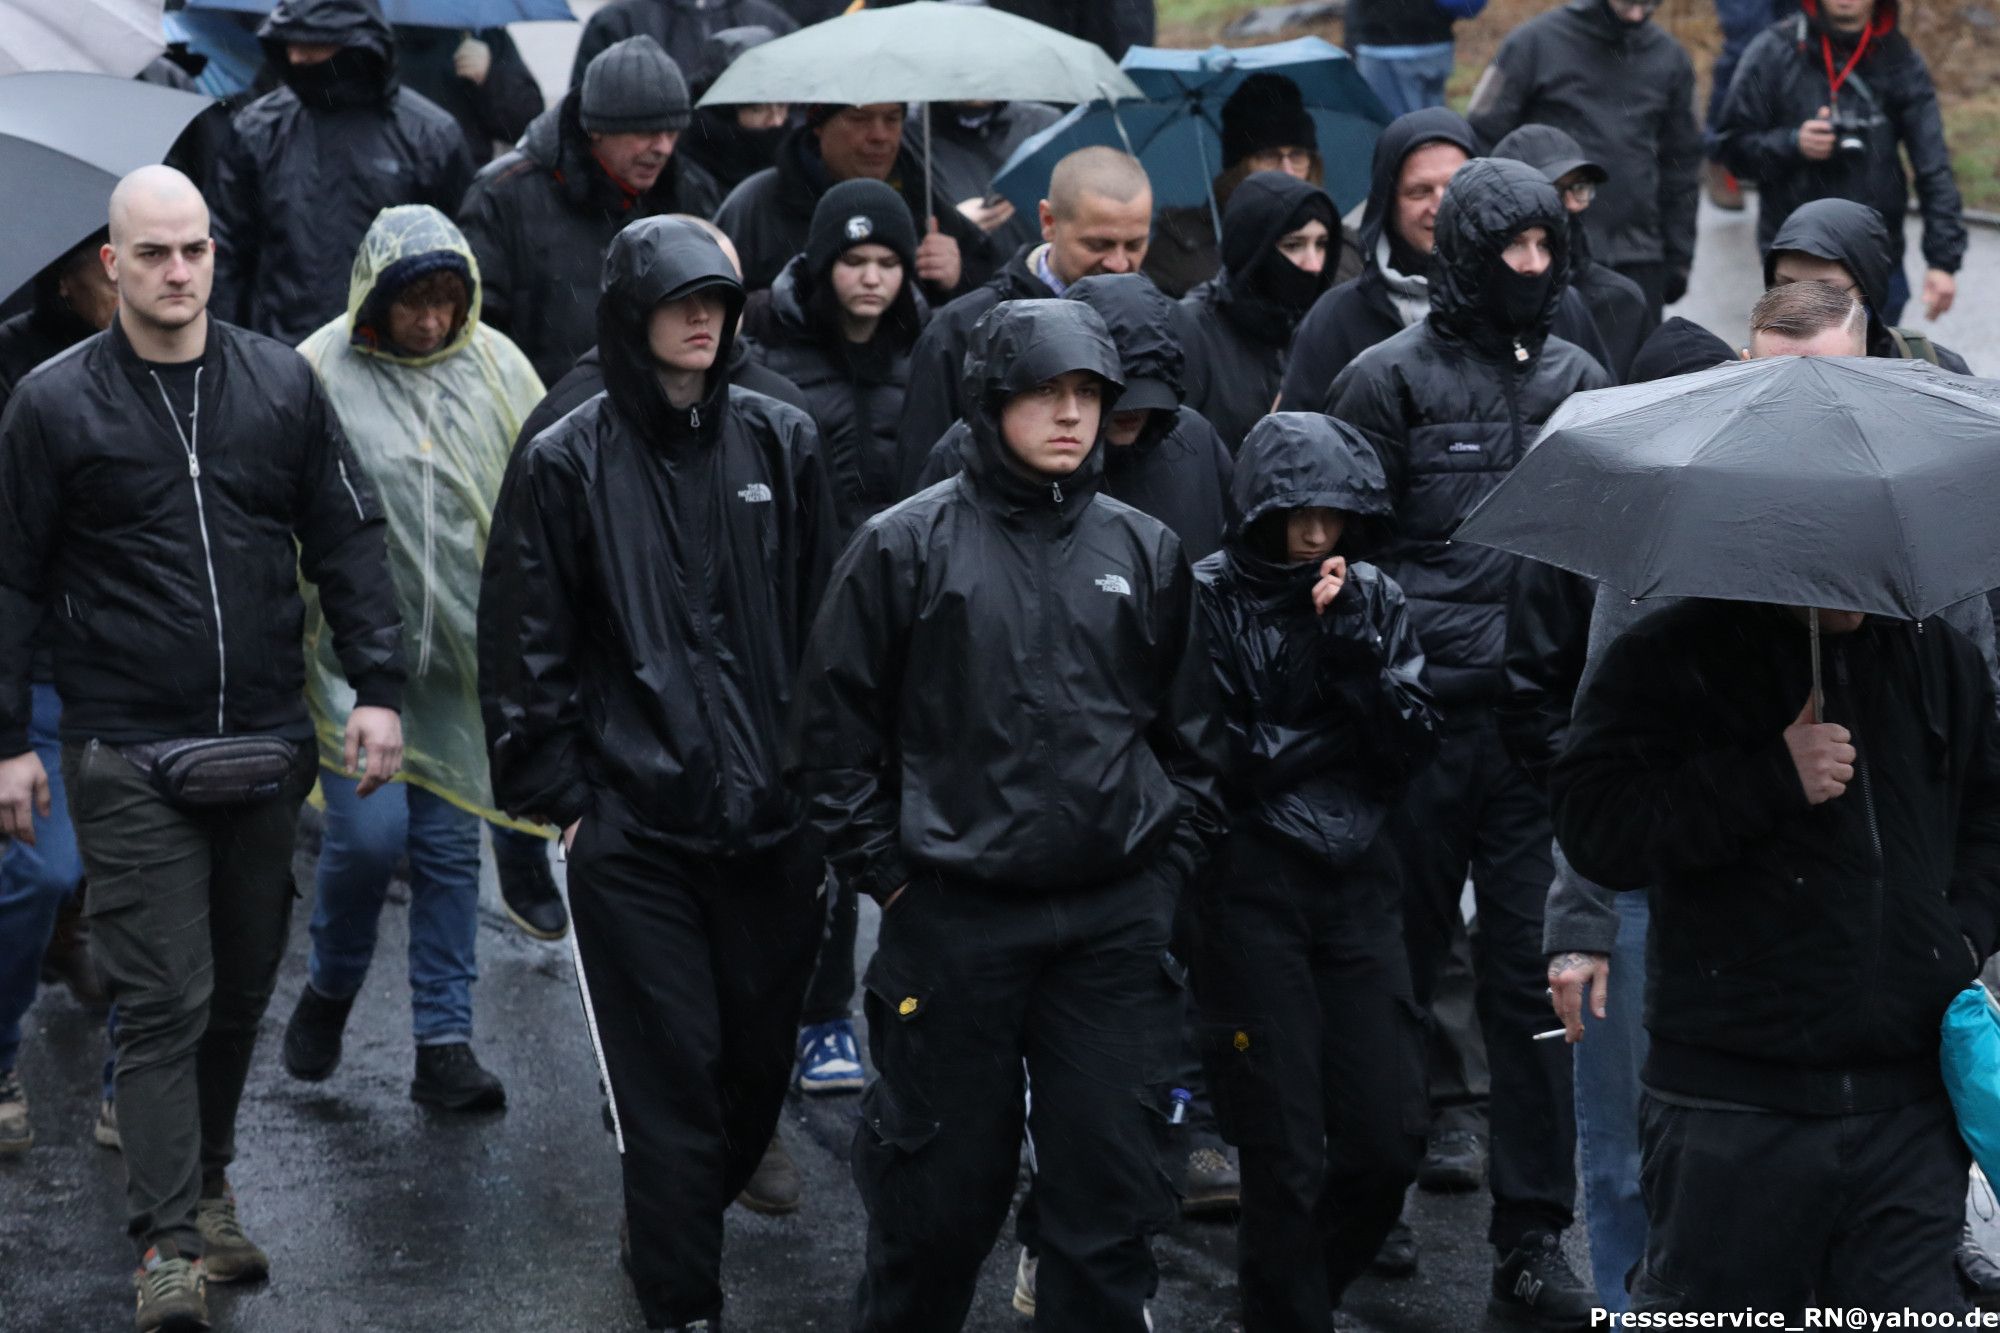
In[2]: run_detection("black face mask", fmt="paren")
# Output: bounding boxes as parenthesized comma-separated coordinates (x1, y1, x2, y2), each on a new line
(281, 49, 383, 109)
(1482, 262, 1555, 332)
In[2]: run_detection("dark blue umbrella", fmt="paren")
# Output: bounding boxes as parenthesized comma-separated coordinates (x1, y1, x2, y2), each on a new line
(185, 0, 573, 30)
(990, 37, 1389, 223)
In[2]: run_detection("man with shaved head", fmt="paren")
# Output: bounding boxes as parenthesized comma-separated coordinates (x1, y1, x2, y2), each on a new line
(0, 166, 404, 1333)
(894, 146, 1154, 490)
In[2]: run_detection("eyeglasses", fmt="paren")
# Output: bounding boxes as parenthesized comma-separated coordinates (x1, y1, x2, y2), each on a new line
(1562, 181, 1598, 205)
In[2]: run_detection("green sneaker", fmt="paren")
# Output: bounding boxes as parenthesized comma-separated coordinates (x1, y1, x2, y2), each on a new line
(133, 1244, 208, 1332)
(194, 1186, 269, 1284)
(0, 1070, 30, 1154)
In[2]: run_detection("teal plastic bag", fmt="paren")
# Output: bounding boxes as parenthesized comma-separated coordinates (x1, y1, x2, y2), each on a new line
(1942, 983, 2000, 1184)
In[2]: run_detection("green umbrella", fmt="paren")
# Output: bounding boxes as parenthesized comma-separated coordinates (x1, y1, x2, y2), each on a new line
(697, 0, 1144, 217)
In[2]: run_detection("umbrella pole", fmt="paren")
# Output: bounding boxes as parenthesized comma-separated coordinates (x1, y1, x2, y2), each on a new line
(923, 101, 934, 227)
(1810, 607, 1824, 721)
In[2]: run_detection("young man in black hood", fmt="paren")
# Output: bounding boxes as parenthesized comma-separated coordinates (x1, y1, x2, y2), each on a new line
(1174, 171, 1337, 455)
(478, 216, 838, 1333)
(1763, 197, 1972, 371)
(210, 0, 473, 345)
(1327, 155, 1611, 1327)
(788, 298, 1228, 1333)
(459, 36, 724, 385)
(1275, 107, 1610, 412)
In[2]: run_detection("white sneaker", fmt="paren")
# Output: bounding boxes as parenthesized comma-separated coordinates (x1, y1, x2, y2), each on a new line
(1012, 1246, 1037, 1316)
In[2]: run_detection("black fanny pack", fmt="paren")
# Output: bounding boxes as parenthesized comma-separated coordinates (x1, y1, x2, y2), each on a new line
(118, 736, 311, 808)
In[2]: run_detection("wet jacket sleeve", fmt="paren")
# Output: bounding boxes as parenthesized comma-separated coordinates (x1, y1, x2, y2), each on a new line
(1326, 576, 1440, 790)
(1712, 34, 1807, 185)
(1659, 57, 1703, 279)
(478, 442, 593, 827)
(0, 392, 56, 757)
(1148, 549, 1230, 886)
(1498, 560, 1594, 788)
(1889, 54, 1968, 274)
(1325, 360, 1410, 502)
(293, 375, 405, 712)
(1551, 628, 1809, 890)
(785, 521, 919, 904)
(209, 124, 261, 327)
(1464, 41, 1531, 149)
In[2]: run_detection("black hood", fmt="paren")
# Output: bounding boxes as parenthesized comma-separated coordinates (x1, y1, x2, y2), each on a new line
(1358, 106, 1479, 273)
(1490, 123, 1604, 271)
(1629, 316, 1736, 384)
(1429, 157, 1571, 357)
(958, 299, 1124, 514)
(1227, 411, 1393, 579)
(28, 230, 108, 351)
(1217, 170, 1336, 342)
(259, 0, 396, 108)
(1065, 273, 1185, 422)
(596, 216, 746, 449)
(1763, 198, 1896, 355)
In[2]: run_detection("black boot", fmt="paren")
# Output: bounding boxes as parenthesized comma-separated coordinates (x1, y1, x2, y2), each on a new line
(1370, 1210, 1419, 1277)
(1417, 1127, 1485, 1192)
(497, 848, 568, 941)
(1489, 1231, 1596, 1330)
(411, 1042, 507, 1112)
(282, 984, 355, 1082)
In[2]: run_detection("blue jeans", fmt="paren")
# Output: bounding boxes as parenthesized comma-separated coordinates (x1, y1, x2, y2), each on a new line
(1572, 887, 1651, 1311)
(308, 772, 482, 1045)
(1354, 43, 1457, 120)
(0, 683, 85, 1074)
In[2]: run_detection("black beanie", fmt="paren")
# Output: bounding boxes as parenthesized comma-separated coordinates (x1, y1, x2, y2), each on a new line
(1221, 73, 1317, 171)
(581, 36, 692, 135)
(806, 178, 919, 279)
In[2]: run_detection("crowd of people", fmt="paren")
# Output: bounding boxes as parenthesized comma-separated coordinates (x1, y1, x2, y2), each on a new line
(0, 0, 1992, 1331)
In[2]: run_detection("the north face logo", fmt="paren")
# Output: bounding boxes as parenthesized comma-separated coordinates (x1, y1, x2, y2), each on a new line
(738, 483, 773, 503)
(1095, 574, 1132, 595)
(845, 215, 873, 242)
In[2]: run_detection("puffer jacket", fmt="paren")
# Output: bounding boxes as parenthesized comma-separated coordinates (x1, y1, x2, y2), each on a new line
(568, 0, 797, 89)
(477, 217, 838, 845)
(786, 299, 1228, 902)
(1762, 198, 1971, 371)
(910, 273, 1236, 562)
(751, 253, 928, 535)
(1714, 0, 1965, 276)
(1326, 157, 1611, 711)
(458, 88, 724, 384)
(1193, 413, 1438, 870)
(212, 0, 474, 345)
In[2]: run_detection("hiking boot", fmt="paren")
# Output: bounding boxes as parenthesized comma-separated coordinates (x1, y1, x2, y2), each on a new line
(1370, 1214, 1419, 1277)
(735, 1134, 801, 1215)
(1490, 1231, 1597, 1330)
(132, 1243, 208, 1332)
(411, 1042, 506, 1112)
(795, 1018, 865, 1095)
(281, 984, 355, 1082)
(194, 1185, 269, 1284)
(40, 892, 110, 1011)
(1012, 1246, 1037, 1316)
(0, 1070, 30, 1154)
(1417, 1127, 1485, 1192)
(497, 848, 568, 941)
(1181, 1143, 1241, 1216)
(1704, 161, 1745, 211)
(95, 1097, 122, 1151)
(1961, 1225, 2000, 1311)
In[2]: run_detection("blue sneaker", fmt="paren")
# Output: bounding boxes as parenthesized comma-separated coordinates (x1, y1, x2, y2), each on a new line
(796, 1019, 865, 1094)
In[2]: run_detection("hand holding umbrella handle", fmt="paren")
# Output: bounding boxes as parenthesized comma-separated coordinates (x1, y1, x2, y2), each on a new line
(1785, 695, 1855, 806)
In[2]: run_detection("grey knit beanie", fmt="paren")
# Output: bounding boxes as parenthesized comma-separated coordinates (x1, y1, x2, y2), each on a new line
(581, 36, 692, 135)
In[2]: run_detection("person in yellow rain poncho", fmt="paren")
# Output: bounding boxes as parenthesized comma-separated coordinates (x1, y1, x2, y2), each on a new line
(285, 204, 544, 1113)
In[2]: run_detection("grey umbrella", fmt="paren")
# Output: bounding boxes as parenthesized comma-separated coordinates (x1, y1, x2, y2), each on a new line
(697, 0, 1143, 215)
(1454, 354, 2000, 708)
(0, 72, 214, 301)
(0, 0, 167, 77)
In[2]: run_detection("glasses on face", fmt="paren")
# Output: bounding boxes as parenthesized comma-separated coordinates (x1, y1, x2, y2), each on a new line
(1562, 180, 1598, 206)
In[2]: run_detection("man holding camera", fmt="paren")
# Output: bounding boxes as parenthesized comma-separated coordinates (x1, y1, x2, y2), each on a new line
(1711, 0, 1963, 324)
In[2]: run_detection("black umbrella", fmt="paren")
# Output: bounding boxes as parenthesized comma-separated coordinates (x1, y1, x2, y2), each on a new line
(1454, 354, 2000, 707)
(0, 72, 215, 302)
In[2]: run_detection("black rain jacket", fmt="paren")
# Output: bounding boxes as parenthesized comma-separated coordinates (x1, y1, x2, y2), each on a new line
(1174, 171, 1335, 454)
(458, 88, 724, 384)
(748, 253, 928, 536)
(1276, 108, 1609, 410)
(1193, 413, 1439, 871)
(511, 336, 810, 451)
(786, 299, 1228, 902)
(911, 272, 1236, 562)
(212, 0, 474, 345)
(1714, 0, 1965, 275)
(1763, 198, 1971, 372)
(394, 24, 544, 167)
(1466, 0, 1702, 274)
(1553, 600, 2000, 1113)
(712, 127, 993, 297)
(1326, 157, 1611, 711)
(478, 218, 838, 844)
(0, 316, 404, 755)
(568, 0, 797, 89)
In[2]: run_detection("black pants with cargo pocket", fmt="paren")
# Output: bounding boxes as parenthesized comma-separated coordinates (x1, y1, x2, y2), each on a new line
(565, 816, 824, 1330)
(1194, 829, 1429, 1332)
(851, 866, 1185, 1333)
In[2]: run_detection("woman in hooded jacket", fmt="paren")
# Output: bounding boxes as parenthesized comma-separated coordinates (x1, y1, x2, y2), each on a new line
(1174, 172, 1338, 455)
(1190, 412, 1439, 1332)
